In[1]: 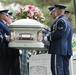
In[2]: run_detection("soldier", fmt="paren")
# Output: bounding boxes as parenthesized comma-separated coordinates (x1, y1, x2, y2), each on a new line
(44, 4, 73, 75)
(7, 11, 20, 75)
(47, 6, 58, 75)
(47, 6, 58, 54)
(0, 9, 20, 75)
(64, 10, 70, 19)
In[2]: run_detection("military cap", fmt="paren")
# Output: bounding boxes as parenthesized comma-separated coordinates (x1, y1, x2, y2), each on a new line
(54, 4, 66, 9)
(8, 11, 13, 16)
(65, 10, 70, 14)
(48, 6, 54, 11)
(0, 9, 8, 14)
(48, 6, 55, 14)
(8, 11, 13, 19)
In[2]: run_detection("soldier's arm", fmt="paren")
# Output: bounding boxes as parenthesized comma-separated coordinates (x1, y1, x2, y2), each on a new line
(0, 22, 10, 35)
(48, 19, 67, 41)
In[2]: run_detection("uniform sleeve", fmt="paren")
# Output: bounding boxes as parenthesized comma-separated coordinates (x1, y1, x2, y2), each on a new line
(48, 19, 67, 41)
(0, 22, 10, 35)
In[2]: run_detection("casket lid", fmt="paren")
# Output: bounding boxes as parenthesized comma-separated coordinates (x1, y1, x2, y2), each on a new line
(10, 19, 45, 28)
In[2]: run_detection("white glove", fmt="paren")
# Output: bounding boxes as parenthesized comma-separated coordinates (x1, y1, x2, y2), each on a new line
(4, 34, 10, 42)
(43, 36, 50, 46)
(44, 36, 48, 41)
(44, 31, 51, 41)
(46, 32, 52, 41)
(0, 35, 3, 42)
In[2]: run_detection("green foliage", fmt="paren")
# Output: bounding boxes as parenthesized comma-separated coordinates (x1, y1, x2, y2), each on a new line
(70, 15, 75, 28)
(66, 0, 75, 14)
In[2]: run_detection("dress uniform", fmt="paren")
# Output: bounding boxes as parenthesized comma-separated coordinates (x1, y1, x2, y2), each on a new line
(8, 11, 20, 75)
(48, 6, 57, 54)
(46, 4, 73, 75)
(0, 9, 20, 75)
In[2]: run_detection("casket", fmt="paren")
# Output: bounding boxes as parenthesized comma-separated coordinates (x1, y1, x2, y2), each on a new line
(9, 19, 47, 50)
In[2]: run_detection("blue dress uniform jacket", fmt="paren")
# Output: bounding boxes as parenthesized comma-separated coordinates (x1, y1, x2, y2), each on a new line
(48, 15, 73, 55)
(0, 20, 19, 56)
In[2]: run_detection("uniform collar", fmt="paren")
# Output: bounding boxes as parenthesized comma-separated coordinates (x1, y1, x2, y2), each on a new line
(57, 14, 64, 19)
(1, 20, 7, 24)
(0, 20, 9, 26)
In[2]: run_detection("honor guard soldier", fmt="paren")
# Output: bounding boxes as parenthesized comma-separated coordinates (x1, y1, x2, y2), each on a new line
(47, 6, 58, 54)
(0, 9, 20, 75)
(44, 4, 73, 75)
(65, 10, 70, 14)
(64, 10, 70, 19)
(7, 11, 20, 75)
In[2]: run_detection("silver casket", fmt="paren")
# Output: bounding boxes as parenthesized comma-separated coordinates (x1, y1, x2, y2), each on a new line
(9, 19, 47, 50)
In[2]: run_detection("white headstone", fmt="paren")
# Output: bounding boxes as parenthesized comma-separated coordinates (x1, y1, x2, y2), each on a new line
(29, 54, 52, 75)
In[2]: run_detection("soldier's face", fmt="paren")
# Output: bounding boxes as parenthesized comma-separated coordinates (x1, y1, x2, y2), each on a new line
(6, 15, 13, 24)
(50, 10, 57, 19)
(1, 13, 12, 24)
(0, 13, 8, 21)
(64, 13, 69, 18)
(55, 8, 65, 16)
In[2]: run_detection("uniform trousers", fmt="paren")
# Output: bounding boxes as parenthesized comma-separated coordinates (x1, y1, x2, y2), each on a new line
(51, 54, 71, 75)
(0, 56, 20, 75)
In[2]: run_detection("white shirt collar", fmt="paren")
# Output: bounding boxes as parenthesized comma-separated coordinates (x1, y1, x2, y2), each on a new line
(2, 20, 6, 24)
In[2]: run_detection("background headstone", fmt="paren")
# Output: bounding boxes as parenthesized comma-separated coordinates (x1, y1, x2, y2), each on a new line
(29, 54, 52, 75)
